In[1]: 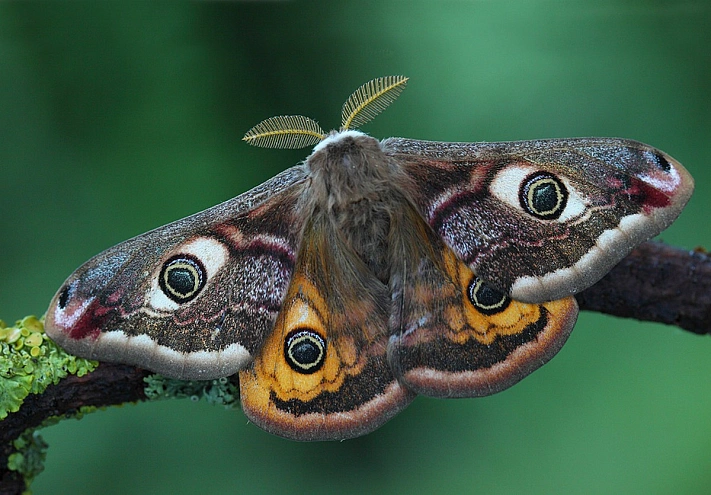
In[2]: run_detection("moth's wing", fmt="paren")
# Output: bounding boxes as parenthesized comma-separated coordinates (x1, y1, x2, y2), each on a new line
(388, 207, 578, 397)
(385, 137, 694, 303)
(45, 167, 309, 380)
(239, 217, 415, 441)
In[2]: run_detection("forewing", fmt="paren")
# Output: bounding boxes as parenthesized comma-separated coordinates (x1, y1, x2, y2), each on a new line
(45, 167, 309, 380)
(385, 137, 694, 303)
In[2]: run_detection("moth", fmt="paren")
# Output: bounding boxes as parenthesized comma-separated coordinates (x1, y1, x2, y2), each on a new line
(45, 76, 694, 441)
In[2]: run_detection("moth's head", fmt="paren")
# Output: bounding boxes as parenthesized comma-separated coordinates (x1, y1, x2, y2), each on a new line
(307, 129, 385, 170)
(310, 129, 371, 155)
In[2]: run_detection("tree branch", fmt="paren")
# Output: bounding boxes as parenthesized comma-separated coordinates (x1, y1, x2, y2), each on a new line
(1, 240, 709, 494)
(0, 364, 150, 495)
(576, 242, 711, 334)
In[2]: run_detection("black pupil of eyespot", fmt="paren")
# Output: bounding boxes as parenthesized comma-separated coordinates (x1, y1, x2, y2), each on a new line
(167, 267, 195, 295)
(520, 172, 567, 220)
(292, 339, 320, 365)
(531, 182, 558, 212)
(285, 330, 326, 374)
(475, 284, 505, 307)
(159, 255, 205, 303)
(467, 278, 510, 315)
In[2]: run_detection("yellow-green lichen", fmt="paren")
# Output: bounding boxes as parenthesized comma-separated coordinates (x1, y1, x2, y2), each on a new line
(144, 374, 240, 409)
(0, 316, 99, 419)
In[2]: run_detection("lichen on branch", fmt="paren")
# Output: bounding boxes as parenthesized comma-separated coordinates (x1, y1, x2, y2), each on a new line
(0, 316, 97, 420)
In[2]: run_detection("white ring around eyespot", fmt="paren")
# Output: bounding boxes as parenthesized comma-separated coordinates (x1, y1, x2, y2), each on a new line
(147, 236, 229, 311)
(489, 165, 587, 222)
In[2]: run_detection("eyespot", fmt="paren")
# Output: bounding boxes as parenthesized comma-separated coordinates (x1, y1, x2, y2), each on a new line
(284, 329, 326, 374)
(159, 255, 206, 303)
(490, 166, 586, 223)
(519, 172, 568, 220)
(57, 284, 71, 309)
(467, 277, 510, 315)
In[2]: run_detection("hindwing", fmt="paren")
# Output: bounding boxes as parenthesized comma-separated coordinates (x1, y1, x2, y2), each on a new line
(239, 217, 414, 441)
(388, 207, 578, 397)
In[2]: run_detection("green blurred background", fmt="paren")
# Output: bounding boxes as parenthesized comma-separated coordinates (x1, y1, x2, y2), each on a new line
(1, 1, 710, 494)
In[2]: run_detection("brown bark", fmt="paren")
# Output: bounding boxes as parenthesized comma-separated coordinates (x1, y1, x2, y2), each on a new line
(576, 242, 711, 334)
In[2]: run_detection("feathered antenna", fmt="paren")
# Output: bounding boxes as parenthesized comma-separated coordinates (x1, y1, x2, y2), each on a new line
(341, 76, 408, 131)
(242, 116, 325, 149)
(243, 76, 408, 149)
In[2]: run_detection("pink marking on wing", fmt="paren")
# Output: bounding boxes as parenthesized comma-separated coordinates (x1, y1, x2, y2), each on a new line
(105, 286, 126, 305)
(246, 238, 296, 262)
(428, 189, 476, 226)
(215, 223, 297, 263)
(625, 177, 671, 212)
(424, 160, 495, 220)
(66, 299, 106, 340)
